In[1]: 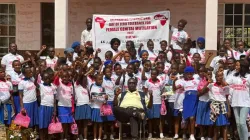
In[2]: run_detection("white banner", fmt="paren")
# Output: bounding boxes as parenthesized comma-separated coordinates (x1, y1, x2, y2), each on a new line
(92, 11, 170, 60)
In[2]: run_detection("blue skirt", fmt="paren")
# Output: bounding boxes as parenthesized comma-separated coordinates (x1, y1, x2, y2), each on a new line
(58, 106, 74, 124)
(13, 95, 21, 114)
(196, 101, 213, 125)
(105, 101, 115, 121)
(213, 103, 229, 126)
(24, 101, 39, 127)
(147, 104, 161, 119)
(75, 104, 92, 120)
(173, 109, 181, 117)
(92, 108, 105, 123)
(183, 90, 198, 120)
(0, 104, 12, 125)
(39, 105, 54, 129)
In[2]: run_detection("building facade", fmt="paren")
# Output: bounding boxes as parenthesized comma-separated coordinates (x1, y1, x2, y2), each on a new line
(0, 0, 249, 58)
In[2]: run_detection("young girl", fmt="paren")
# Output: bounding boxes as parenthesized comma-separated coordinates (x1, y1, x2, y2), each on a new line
(172, 63, 186, 139)
(102, 67, 115, 140)
(196, 66, 213, 140)
(90, 74, 107, 140)
(175, 66, 199, 140)
(141, 60, 151, 87)
(37, 71, 57, 140)
(110, 38, 121, 61)
(37, 46, 58, 70)
(146, 40, 157, 63)
(18, 66, 39, 128)
(144, 69, 165, 138)
(226, 61, 250, 140)
(74, 61, 92, 140)
(201, 71, 230, 140)
(9, 60, 23, 115)
(0, 67, 12, 125)
(53, 70, 74, 139)
(139, 50, 149, 68)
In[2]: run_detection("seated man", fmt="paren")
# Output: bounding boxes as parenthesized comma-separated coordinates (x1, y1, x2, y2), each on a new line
(113, 78, 153, 139)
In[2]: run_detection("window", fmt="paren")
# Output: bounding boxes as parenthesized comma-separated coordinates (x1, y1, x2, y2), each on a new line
(218, 4, 250, 48)
(0, 4, 15, 58)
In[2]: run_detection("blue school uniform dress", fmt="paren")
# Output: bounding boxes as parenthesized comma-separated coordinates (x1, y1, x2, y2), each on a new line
(102, 77, 116, 121)
(38, 83, 57, 129)
(144, 78, 164, 119)
(90, 83, 106, 123)
(208, 83, 230, 126)
(18, 78, 39, 127)
(0, 80, 12, 125)
(181, 79, 199, 120)
(74, 82, 91, 120)
(54, 77, 74, 123)
(9, 70, 24, 114)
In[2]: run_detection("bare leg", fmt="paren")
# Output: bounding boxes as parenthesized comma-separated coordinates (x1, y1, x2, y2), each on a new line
(222, 126, 227, 140)
(190, 117, 195, 135)
(159, 118, 164, 133)
(98, 123, 103, 139)
(83, 120, 88, 139)
(208, 126, 214, 138)
(148, 120, 152, 134)
(174, 116, 181, 135)
(93, 123, 97, 139)
(213, 126, 218, 140)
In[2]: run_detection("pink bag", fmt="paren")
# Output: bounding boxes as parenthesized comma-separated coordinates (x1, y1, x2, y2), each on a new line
(100, 104, 113, 116)
(14, 110, 30, 128)
(197, 78, 208, 91)
(160, 98, 167, 115)
(71, 119, 78, 135)
(48, 117, 63, 134)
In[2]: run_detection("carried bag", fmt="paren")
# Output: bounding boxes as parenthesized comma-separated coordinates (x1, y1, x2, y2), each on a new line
(100, 104, 113, 116)
(71, 119, 78, 135)
(48, 117, 63, 134)
(160, 98, 167, 115)
(14, 110, 30, 128)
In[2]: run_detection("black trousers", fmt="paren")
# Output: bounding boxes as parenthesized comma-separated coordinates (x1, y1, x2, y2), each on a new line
(113, 106, 144, 138)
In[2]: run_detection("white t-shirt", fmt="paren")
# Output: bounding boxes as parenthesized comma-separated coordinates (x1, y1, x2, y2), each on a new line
(9, 70, 24, 85)
(39, 83, 57, 107)
(164, 62, 171, 74)
(223, 69, 236, 80)
(54, 78, 73, 107)
(208, 83, 229, 102)
(141, 71, 151, 87)
(18, 78, 37, 103)
(40, 56, 58, 70)
(226, 74, 250, 107)
(148, 50, 157, 63)
(73, 52, 78, 61)
(144, 78, 164, 104)
(81, 29, 92, 46)
(75, 83, 90, 106)
(158, 73, 168, 83)
(111, 49, 120, 62)
(190, 48, 206, 63)
(170, 26, 188, 50)
(197, 79, 210, 102)
(180, 79, 199, 91)
(209, 56, 226, 73)
(1, 53, 24, 75)
(87, 76, 95, 90)
(118, 61, 128, 69)
(102, 77, 115, 101)
(0, 80, 12, 103)
(174, 79, 185, 109)
(90, 83, 106, 108)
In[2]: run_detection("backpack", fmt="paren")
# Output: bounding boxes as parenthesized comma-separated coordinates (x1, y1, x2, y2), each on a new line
(118, 91, 147, 111)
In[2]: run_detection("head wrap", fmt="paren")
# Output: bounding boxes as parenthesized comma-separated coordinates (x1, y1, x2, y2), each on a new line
(184, 66, 195, 73)
(197, 37, 205, 44)
(64, 48, 74, 55)
(139, 50, 148, 58)
(104, 60, 113, 66)
(130, 60, 140, 64)
(71, 41, 80, 49)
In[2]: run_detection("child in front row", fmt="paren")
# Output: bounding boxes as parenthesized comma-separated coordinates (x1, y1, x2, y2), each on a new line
(144, 69, 165, 138)
(53, 69, 74, 139)
(90, 74, 108, 140)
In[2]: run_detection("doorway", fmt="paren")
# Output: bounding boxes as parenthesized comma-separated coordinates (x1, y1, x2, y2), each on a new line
(41, 3, 54, 47)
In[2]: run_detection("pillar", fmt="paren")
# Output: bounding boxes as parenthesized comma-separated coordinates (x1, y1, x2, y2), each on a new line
(205, 0, 218, 66)
(55, 0, 68, 56)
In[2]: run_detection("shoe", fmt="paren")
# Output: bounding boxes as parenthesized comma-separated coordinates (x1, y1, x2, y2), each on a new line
(160, 133, 164, 138)
(148, 133, 152, 138)
(103, 135, 107, 140)
(183, 134, 187, 139)
(189, 135, 195, 140)
(200, 137, 205, 140)
(173, 134, 179, 139)
(110, 134, 114, 140)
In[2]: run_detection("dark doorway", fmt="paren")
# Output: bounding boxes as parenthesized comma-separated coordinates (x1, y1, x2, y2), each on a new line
(41, 3, 54, 47)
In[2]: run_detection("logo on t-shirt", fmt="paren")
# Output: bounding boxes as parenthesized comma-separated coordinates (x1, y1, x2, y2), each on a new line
(154, 14, 168, 26)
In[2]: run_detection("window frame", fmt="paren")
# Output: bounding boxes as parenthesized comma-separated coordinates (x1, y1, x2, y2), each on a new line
(0, 3, 16, 58)
(218, 3, 250, 48)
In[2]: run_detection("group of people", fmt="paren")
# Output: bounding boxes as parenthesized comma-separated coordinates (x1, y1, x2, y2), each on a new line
(0, 17, 250, 140)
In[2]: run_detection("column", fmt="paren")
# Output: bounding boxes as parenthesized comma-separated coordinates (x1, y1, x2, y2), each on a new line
(55, 0, 68, 55)
(205, 0, 218, 65)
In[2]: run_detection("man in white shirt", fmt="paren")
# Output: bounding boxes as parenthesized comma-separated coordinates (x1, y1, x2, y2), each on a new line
(1, 43, 24, 75)
(81, 18, 92, 46)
